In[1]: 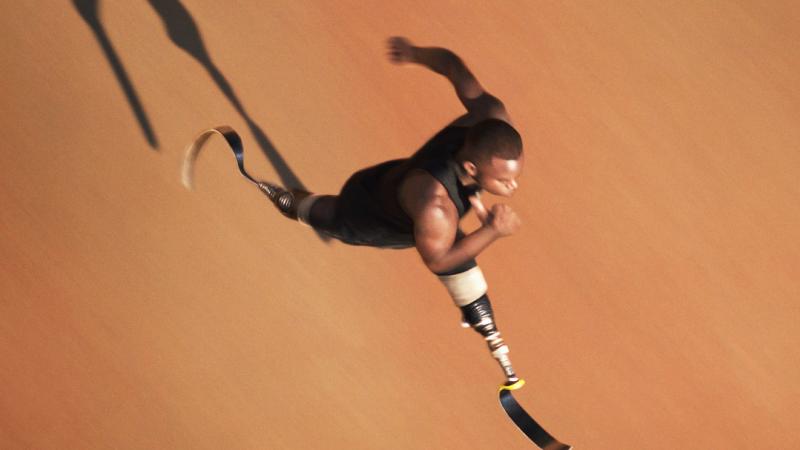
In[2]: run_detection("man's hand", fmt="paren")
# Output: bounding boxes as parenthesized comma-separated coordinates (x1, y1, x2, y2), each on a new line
(486, 204, 521, 237)
(470, 195, 521, 238)
(387, 36, 415, 64)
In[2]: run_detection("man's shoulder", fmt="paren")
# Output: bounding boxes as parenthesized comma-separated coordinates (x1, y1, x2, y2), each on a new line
(401, 169, 449, 199)
(449, 93, 512, 127)
(398, 169, 456, 219)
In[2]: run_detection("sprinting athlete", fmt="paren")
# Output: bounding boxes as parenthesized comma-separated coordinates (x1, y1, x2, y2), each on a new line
(259, 37, 524, 385)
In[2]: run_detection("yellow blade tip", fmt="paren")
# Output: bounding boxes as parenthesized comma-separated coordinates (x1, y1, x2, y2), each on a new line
(499, 379, 526, 392)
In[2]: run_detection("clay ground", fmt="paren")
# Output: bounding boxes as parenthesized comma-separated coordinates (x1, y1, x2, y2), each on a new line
(1, 1, 799, 449)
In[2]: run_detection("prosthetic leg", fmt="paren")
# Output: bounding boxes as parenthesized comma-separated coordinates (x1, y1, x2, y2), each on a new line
(439, 266, 572, 448)
(437, 265, 522, 387)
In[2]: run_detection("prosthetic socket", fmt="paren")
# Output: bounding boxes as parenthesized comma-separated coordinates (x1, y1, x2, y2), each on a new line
(438, 266, 518, 382)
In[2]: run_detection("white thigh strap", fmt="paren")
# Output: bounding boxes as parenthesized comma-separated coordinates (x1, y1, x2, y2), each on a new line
(437, 266, 488, 307)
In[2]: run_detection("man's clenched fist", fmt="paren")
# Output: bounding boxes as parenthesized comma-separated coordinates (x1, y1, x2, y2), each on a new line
(486, 204, 521, 237)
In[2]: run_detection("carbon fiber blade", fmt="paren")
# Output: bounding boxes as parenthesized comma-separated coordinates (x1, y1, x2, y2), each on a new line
(499, 389, 571, 450)
(182, 126, 257, 189)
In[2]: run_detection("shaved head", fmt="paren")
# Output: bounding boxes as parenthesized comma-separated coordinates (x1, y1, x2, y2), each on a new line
(457, 119, 523, 164)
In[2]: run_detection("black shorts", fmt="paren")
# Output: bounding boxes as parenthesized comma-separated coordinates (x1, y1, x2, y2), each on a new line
(319, 161, 416, 249)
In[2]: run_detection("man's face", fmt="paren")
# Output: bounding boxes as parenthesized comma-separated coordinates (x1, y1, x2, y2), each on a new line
(465, 154, 524, 197)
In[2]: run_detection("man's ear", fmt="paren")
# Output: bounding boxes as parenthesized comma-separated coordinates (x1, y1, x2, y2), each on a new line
(462, 160, 478, 177)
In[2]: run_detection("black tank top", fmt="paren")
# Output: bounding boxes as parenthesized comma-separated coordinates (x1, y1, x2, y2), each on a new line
(367, 125, 480, 234)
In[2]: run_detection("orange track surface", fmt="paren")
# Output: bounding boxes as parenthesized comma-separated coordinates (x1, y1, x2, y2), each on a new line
(2, 2, 799, 449)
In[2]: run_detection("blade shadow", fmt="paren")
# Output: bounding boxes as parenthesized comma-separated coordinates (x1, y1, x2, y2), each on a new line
(146, 0, 305, 192)
(72, 0, 159, 149)
(73, 0, 328, 241)
(148, 0, 328, 241)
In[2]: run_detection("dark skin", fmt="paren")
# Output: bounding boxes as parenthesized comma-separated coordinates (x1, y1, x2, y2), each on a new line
(387, 37, 523, 274)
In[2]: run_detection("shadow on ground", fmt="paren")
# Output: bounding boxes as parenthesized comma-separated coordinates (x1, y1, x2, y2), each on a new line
(73, 0, 329, 241)
(73, 0, 159, 149)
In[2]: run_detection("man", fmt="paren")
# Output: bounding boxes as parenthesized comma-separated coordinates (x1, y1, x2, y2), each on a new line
(259, 37, 524, 385)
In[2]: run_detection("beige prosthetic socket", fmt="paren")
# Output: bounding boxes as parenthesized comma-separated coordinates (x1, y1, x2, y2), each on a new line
(437, 266, 488, 307)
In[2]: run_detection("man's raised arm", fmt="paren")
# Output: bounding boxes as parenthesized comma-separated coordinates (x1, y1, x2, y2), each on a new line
(387, 36, 506, 117)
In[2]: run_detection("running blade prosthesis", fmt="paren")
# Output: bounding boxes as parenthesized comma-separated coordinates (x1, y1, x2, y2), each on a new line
(182, 125, 259, 190)
(499, 380, 572, 450)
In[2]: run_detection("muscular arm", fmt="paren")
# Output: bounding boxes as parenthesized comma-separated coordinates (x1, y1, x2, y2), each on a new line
(401, 172, 500, 274)
(387, 37, 509, 123)
(410, 47, 484, 107)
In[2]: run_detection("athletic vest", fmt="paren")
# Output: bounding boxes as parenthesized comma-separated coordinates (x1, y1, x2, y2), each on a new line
(369, 125, 480, 234)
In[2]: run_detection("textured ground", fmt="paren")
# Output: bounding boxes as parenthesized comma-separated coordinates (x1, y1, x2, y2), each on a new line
(1, 1, 799, 449)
